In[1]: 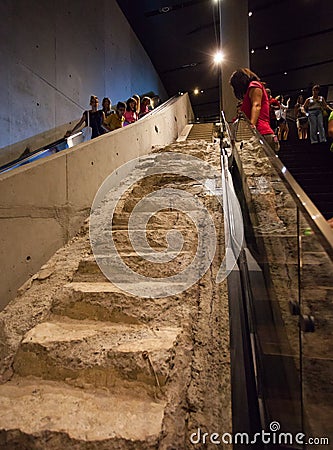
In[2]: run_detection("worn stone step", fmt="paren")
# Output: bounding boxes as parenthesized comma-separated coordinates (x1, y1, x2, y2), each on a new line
(187, 123, 214, 141)
(117, 194, 205, 214)
(0, 377, 166, 449)
(91, 227, 198, 254)
(73, 252, 201, 283)
(52, 281, 192, 326)
(13, 319, 181, 392)
(106, 209, 206, 230)
(124, 179, 206, 198)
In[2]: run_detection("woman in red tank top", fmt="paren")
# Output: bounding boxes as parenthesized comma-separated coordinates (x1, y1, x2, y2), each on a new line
(229, 68, 279, 151)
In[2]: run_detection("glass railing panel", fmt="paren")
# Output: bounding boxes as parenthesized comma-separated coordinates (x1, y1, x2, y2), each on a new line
(232, 114, 333, 445)
(299, 211, 333, 446)
(232, 117, 304, 435)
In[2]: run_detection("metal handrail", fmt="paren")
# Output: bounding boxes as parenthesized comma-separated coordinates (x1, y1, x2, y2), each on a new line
(0, 137, 67, 174)
(233, 112, 333, 260)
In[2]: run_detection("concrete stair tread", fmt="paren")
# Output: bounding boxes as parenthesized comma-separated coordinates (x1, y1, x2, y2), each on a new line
(0, 377, 166, 443)
(74, 253, 198, 283)
(65, 281, 128, 294)
(52, 281, 192, 326)
(21, 318, 181, 353)
(186, 123, 214, 141)
(86, 251, 190, 258)
(14, 319, 180, 388)
(65, 281, 188, 294)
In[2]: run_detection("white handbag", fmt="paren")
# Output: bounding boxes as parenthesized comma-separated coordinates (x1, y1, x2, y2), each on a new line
(81, 111, 92, 141)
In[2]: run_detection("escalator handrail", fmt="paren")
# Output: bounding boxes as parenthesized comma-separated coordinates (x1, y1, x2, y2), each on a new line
(233, 112, 333, 260)
(0, 137, 68, 173)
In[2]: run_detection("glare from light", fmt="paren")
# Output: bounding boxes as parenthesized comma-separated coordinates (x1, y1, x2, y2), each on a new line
(214, 51, 224, 64)
(200, 90, 204, 93)
(284, 71, 288, 75)
(251, 49, 255, 54)
(194, 88, 199, 95)
(248, 11, 253, 16)
(265, 45, 269, 50)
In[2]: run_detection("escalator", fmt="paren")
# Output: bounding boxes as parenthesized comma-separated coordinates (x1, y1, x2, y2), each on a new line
(278, 119, 333, 219)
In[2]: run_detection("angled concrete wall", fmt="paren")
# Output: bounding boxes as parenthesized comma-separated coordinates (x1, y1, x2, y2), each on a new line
(0, 0, 167, 165)
(0, 94, 194, 309)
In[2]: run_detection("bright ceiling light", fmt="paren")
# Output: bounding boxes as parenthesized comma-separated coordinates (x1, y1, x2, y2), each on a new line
(159, 6, 171, 13)
(251, 49, 255, 54)
(248, 11, 253, 16)
(265, 45, 269, 50)
(194, 88, 199, 95)
(213, 51, 224, 64)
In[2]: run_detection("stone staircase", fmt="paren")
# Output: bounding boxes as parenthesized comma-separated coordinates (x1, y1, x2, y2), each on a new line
(0, 140, 231, 449)
(0, 253, 182, 449)
(186, 123, 215, 141)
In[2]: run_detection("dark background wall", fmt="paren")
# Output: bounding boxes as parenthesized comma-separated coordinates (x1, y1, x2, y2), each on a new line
(249, 0, 333, 100)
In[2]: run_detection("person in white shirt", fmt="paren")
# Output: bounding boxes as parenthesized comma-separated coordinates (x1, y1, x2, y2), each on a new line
(275, 95, 290, 141)
(304, 85, 332, 144)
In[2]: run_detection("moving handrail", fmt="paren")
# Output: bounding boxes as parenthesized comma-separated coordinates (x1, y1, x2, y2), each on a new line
(234, 112, 333, 260)
(0, 137, 68, 174)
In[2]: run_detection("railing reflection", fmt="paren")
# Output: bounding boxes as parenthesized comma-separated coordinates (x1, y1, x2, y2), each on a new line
(231, 114, 333, 447)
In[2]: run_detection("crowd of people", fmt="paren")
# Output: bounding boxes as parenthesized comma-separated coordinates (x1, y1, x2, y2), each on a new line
(229, 68, 333, 150)
(65, 76, 332, 153)
(65, 94, 160, 141)
(229, 68, 333, 229)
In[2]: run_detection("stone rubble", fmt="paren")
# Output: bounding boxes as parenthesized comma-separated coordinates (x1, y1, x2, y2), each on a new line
(0, 139, 231, 449)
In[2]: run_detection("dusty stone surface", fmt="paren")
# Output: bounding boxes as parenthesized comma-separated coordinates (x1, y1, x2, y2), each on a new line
(14, 319, 181, 391)
(0, 377, 165, 447)
(0, 233, 90, 383)
(0, 139, 231, 449)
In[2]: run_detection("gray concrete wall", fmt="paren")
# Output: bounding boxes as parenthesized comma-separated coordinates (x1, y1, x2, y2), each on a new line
(0, 94, 194, 310)
(0, 0, 167, 166)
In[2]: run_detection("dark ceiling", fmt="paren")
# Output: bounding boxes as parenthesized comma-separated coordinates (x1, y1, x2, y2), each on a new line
(116, 0, 333, 119)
